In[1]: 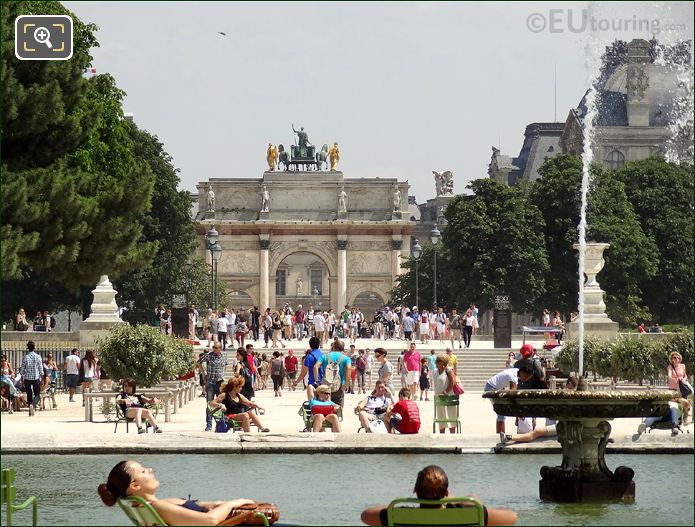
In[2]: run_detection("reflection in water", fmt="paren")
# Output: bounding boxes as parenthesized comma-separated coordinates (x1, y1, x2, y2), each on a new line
(2, 454, 692, 526)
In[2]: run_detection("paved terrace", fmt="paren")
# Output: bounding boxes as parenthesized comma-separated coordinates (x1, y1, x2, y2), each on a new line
(3, 337, 691, 454)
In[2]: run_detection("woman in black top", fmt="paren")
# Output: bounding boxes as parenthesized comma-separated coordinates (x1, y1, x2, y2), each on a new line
(210, 376, 269, 432)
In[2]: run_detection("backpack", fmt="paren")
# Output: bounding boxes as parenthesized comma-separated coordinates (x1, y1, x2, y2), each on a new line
(321, 354, 342, 393)
(356, 356, 367, 372)
(50, 316, 56, 329)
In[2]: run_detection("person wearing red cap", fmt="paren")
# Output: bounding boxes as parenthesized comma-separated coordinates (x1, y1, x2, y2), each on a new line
(514, 344, 546, 389)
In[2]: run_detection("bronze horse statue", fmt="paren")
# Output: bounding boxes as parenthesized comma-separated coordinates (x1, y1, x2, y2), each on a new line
(315, 144, 329, 170)
(278, 144, 291, 171)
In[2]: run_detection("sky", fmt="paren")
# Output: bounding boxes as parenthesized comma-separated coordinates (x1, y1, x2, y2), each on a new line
(64, 1, 693, 202)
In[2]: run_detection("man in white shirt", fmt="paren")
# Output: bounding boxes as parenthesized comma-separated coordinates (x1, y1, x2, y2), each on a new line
(63, 348, 81, 402)
(216, 314, 229, 350)
(313, 311, 326, 346)
(484, 367, 518, 434)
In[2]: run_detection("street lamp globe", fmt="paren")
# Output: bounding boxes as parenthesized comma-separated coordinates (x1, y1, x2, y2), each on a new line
(206, 224, 219, 246)
(412, 239, 423, 260)
(430, 227, 441, 246)
(211, 241, 222, 262)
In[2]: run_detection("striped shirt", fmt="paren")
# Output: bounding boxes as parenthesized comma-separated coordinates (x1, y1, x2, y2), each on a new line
(21, 351, 44, 381)
(198, 351, 226, 382)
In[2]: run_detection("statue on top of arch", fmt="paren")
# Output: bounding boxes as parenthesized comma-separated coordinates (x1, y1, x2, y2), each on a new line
(432, 170, 454, 197)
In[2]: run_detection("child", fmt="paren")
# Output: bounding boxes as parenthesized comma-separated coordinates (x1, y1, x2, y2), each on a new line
(419, 357, 430, 401)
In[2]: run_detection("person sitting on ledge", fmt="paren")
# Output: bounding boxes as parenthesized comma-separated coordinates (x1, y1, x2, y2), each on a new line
(98, 460, 255, 525)
(360, 465, 518, 526)
(637, 397, 691, 436)
(383, 387, 421, 434)
(499, 376, 578, 444)
(209, 376, 270, 432)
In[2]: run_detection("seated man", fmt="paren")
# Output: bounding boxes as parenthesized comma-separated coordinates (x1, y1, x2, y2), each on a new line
(309, 385, 341, 432)
(357, 381, 393, 433)
(638, 397, 690, 436)
(361, 465, 518, 526)
(384, 388, 421, 434)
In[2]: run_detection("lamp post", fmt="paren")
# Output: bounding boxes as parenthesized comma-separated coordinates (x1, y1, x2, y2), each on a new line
(411, 239, 422, 309)
(430, 227, 441, 308)
(205, 225, 223, 311)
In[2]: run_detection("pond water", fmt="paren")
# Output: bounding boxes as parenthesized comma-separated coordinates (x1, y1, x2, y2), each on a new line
(2, 454, 693, 526)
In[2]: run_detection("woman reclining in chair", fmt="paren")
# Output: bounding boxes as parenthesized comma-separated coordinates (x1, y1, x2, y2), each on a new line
(98, 460, 254, 525)
(361, 465, 517, 526)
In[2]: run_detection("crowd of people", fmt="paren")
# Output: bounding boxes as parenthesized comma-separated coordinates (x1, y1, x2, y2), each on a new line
(1, 343, 109, 415)
(12, 308, 56, 332)
(159, 302, 484, 352)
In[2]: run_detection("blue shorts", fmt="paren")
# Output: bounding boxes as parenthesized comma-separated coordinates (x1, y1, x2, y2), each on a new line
(66, 374, 79, 388)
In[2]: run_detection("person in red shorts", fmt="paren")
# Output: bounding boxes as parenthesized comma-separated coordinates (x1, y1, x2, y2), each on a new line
(384, 387, 420, 434)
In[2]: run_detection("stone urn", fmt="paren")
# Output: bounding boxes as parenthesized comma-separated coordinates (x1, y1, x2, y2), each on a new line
(567, 242, 619, 338)
(483, 389, 673, 502)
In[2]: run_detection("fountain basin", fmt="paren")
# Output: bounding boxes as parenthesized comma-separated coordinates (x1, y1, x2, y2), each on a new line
(483, 390, 675, 502)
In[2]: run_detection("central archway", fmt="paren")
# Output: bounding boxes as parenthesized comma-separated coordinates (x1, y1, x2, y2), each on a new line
(271, 251, 332, 311)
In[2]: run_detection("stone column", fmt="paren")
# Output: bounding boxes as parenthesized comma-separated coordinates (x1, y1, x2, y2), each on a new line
(390, 239, 403, 288)
(259, 239, 270, 310)
(337, 239, 348, 311)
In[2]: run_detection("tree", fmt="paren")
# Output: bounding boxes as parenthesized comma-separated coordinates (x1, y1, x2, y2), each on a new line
(614, 157, 694, 324)
(530, 155, 658, 326)
(442, 180, 548, 312)
(113, 127, 196, 322)
(390, 245, 438, 309)
(2, 2, 161, 320)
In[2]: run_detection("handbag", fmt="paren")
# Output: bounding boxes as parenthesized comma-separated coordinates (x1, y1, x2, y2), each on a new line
(452, 381, 465, 395)
(220, 502, 280, 526)
(678, 379, 693, 398)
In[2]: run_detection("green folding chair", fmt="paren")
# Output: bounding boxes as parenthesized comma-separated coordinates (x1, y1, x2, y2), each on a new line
(432, 395, 461, 433)
(1, 468, 39, 526)
(118, 496, 270, 526)
(386, 497, 484, 526)
(118, 496, 167, 526)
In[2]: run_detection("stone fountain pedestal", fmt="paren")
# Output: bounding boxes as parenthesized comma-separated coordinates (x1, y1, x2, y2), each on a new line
(567, 242, 619, 339)
(484, 390, 672, 502)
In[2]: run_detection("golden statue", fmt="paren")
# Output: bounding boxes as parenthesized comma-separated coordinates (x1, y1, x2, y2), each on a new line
(266, 143, 278, 171)
(329, 142, 340, 171)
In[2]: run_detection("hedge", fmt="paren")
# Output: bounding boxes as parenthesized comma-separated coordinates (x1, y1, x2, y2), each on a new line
(556, 332, 692, 384)
(96, 324, 194, 387)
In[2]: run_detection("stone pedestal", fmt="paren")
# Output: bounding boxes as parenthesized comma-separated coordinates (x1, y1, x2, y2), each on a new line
(259, 210, 270, 220)
(484, 389, 672, 503)
(539, 419, 635, 502)
(569, 242, 619, 339)
(79, 275, 125, 346)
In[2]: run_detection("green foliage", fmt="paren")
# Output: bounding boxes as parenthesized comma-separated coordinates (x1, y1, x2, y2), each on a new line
(115, 128, 195, 321)
(530, 154, 658, 325)
(610, 336, 655, 384)
(558, 333, 692, 383)
(390, 245, 437, 309)
(442, 180, 549, 311)
(556, 337, 612, 379)
(96, 324, 194, 387)
(613, 157, 694, 324)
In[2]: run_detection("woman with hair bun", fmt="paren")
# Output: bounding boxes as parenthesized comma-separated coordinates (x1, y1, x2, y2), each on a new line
(98, 460, 253, 525)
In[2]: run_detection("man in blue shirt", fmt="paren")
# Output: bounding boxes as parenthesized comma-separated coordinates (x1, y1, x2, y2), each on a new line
(292, 336, 325, 398)
(314, 339, 352, 407)
(21, 341, 43, 416)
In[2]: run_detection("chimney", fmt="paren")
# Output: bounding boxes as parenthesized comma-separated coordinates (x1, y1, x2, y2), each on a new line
(626, 39, 651, 126)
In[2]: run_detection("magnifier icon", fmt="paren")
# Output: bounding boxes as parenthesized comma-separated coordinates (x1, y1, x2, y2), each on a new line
(33, 26, 53, 49)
